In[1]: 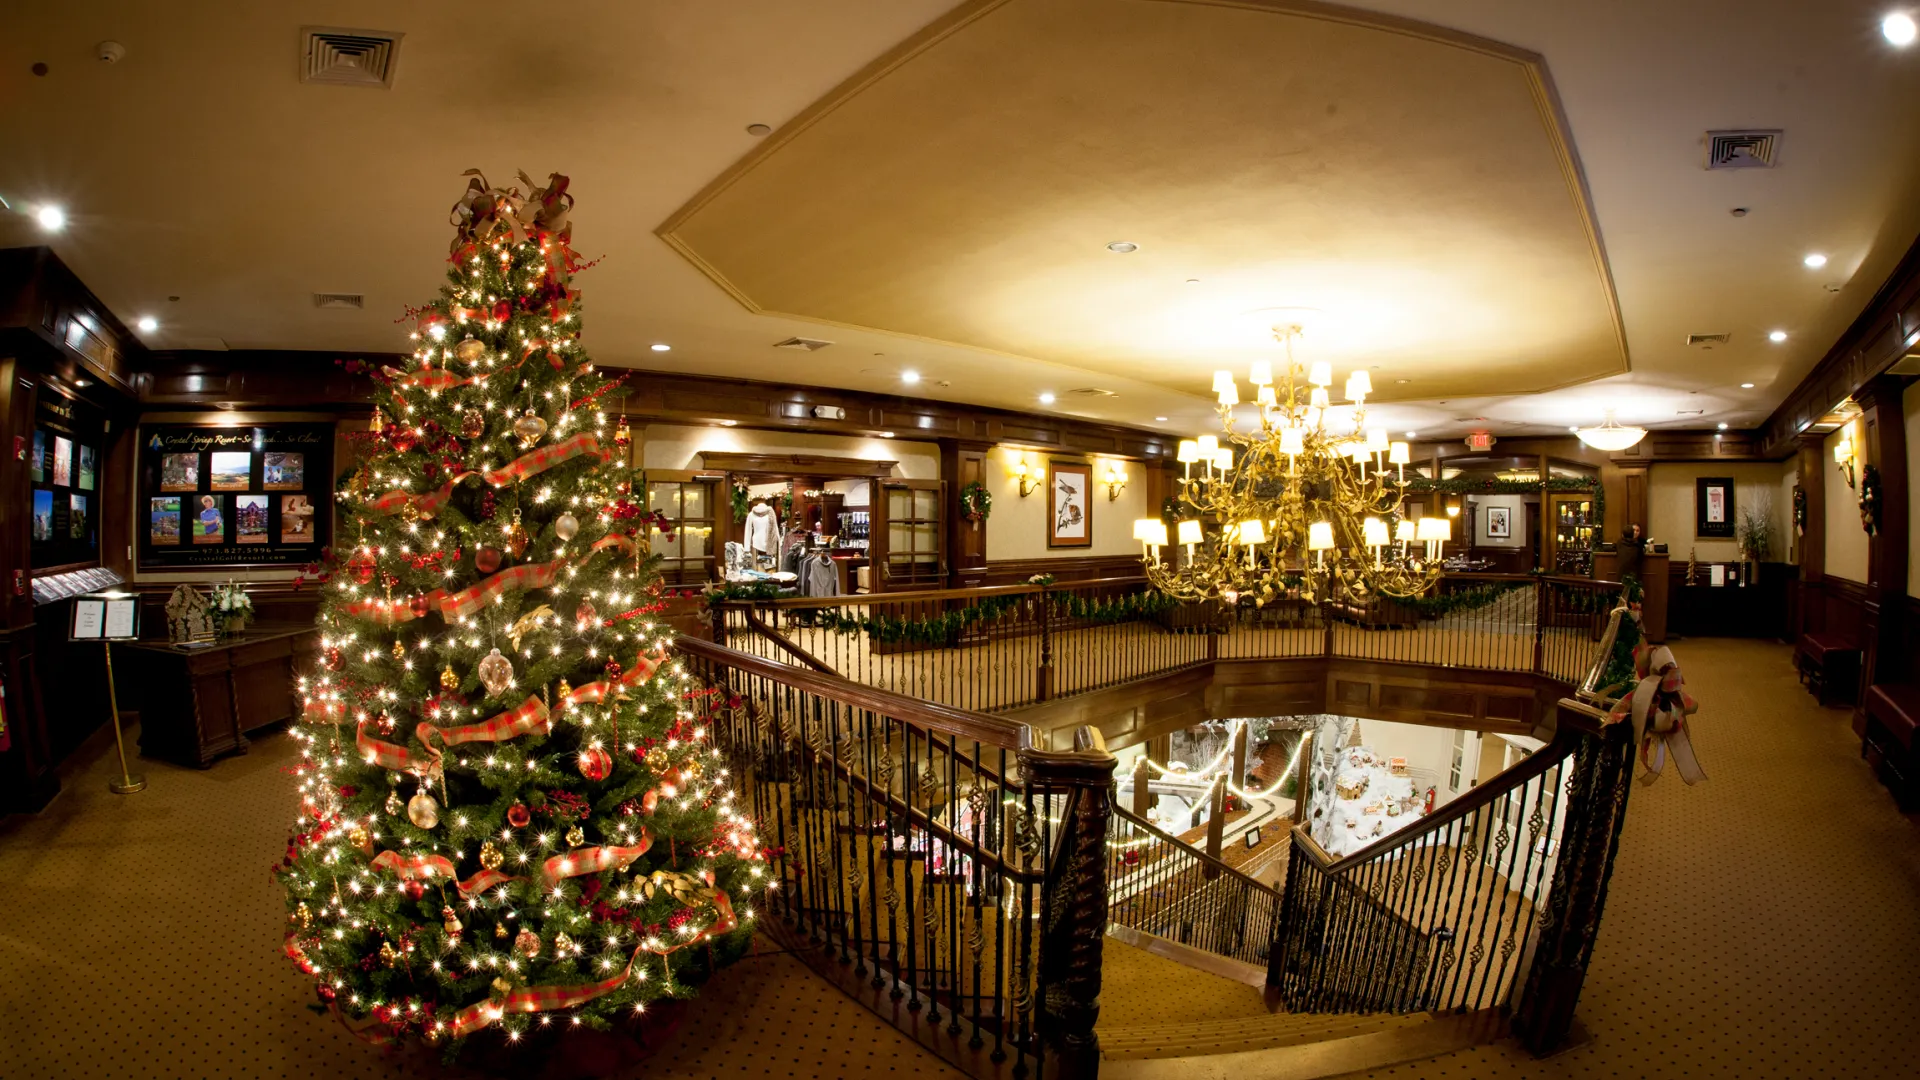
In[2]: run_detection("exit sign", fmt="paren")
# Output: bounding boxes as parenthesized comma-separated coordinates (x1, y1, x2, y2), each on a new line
(1465, 431, 1496, 452)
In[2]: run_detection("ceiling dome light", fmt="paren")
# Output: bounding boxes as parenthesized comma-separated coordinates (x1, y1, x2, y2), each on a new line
(1106, 241, 1138, 253)
(1885, 13, 1918, 45)
(1573, 410, 1648, 452)
(1038, 392, 1056, 404)
(35, 205, 65, 231)
(900, 370, 921, 384)
(136, 315, 158, 332)
(650, 343, 671, 352)
(1768, 329, 1788, 342)
(1803, 252, 1828, 269)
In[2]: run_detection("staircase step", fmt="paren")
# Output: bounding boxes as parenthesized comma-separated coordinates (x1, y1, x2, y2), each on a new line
(1099, 1012, 1421, 1059)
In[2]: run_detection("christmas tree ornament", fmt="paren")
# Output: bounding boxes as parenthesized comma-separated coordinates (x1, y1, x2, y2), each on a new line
(379, 940, 401, 968)
(479, 840, 504, 870)
(439, 664, 460, 692)
(514, 409, 549, 449)
(408, 790, 441, 829)
(506, 509, 530, 558)
(456, 335, 486, 363)
(507, 801, 531, 828)
(555, 678, 573, 703)
(476, 647, 515, 698)
(574, 599, 598, 630)
(475, 546, 504, 574)
(443, 905, 463, 937)
(554, 932, 576, 957)
(604, 658, 624, 683)
(514, 927, 541, 958)
(324, 646, 343, 671)
(347, 550, 376, 584)
(294, 901, 313, 929)
(565, 824, 586, 848)
(645, 746, 671, 772)
(553, 511, 579, 541)
(461, 408, 485, 440)
(410, 591, 432, 618)
(390, 426, 418, 453)
(348, 824, 371, 852)
(370, 407, 387, 433)
(385, 789, 404, 816)
(392, 638, 406, 661)
(401, 499, 421, 524)
(614, 415, 631, 448)
(493, 924, 508, 942)
(577, 745, 613, 782)
(681, 758, 703, 783)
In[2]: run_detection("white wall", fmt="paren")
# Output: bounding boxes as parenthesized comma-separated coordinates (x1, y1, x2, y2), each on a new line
(637, 423, 939, 480)
(1469, 494, 1525, 548)
(1825, 422, 1869, 583)
(983, 446, 1148, 561)
(1351, 718, 1465, 808)
(1646, 461, 1786, 563)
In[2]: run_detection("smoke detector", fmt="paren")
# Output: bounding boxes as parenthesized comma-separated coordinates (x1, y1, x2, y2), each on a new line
(774, 337, 833, 352)
(301, 27, 403, 89)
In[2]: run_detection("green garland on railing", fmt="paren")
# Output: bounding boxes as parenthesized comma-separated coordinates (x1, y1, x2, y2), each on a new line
(1405, 475, 1604, 527)
(704, 580, 785, 605)
(1592, 574, 1645, 698)
(776, 588, 1179, 645)
(1398, 581, 1526, 617)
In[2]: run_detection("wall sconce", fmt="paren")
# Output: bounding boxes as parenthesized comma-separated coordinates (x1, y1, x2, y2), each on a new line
(1834, 435, 1857, 490)
(1101, 461, 1128, 500)
(1010, 454, 1039, 497)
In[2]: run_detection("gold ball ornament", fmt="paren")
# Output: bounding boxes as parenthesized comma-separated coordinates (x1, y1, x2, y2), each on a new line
(440, 664, 460, 692)
(479, 840, 504, 870)
(514, 927, 541, 959)
(348, 825, 371, 852)
(553, 512, 579, 541)
(565, 824, 586, 848)
(408, 790, 441, 829)
(645, 746, 671, 772)
(391, 638, 406, 661)
(401, 499, 421, 524)
(476, 647, 515, 698)
(514, 409, 549, 449)
(461, 408, 486, 441)
(506, 509, 530, 558)
(681, 758, 703, 783)
(455, 335, 487, 363)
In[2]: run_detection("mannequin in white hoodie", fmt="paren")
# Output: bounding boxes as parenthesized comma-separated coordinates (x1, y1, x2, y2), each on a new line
(743, 501, 781, 568)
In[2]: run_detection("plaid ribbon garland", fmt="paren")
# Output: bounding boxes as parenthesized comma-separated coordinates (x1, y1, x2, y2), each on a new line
(366, 833, 652, 899)
(355, 695, 549, 772)
(340, 533, 635, 625)
(369, 433, 612, 519)
(557, 649, 666, 711)
(446, 888, 734, 1038)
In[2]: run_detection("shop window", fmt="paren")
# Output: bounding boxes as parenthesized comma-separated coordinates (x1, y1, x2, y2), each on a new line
(646, 479, 716, 585)
(882, 482, 943, 588)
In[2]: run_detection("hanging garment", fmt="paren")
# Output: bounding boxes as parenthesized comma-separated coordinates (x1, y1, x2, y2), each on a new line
(805, 553, 840, 598)
(743, 503, 781, 563)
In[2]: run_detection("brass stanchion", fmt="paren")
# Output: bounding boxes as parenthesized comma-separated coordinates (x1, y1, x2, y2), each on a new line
(103, 641, 145, 795)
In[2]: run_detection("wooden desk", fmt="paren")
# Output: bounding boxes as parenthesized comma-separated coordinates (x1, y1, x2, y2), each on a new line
(1592, 550, 1669, 643)
(119, 624, 318, 768)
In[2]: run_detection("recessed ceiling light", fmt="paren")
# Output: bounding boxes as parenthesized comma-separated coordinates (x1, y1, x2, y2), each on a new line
(1405, 431, 1417, 438)
(136, 315, 157, 332)
(1768, 330, 1788, 342)
(35, 205, 65, 231)
(1568, 426, 1580, 433)
(1741, 382, 1755, 388)
(1395, 378, 1410, 385)
(1730, 207, 1749, 218)
(1184, 278, 1199, 285)
(1717, 422, 1729, 430)
(1154, 416, 1169, 422)
(1038, 392, 1056, 404)
(746, 123, 772, 136)
(650, 343, 671, 352)
(879, 431, 895, 438)
(900, 370, 921, 384)
(718, 419, 737, 427)
(1803, 252, 1828, 269)
(1885, 12, 1918, 45)
(1106, 241, 1138, 254)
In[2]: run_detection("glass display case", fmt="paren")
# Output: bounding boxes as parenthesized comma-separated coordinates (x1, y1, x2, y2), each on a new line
(1549, 493, 1596, 576)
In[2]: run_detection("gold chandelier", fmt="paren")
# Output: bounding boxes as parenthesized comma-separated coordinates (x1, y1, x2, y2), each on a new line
(1133, 325, 1451, 605)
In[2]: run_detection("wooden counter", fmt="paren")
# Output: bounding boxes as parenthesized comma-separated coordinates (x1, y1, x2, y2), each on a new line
(1593, 550, 1669, 644)
(118, 623, 318, 768)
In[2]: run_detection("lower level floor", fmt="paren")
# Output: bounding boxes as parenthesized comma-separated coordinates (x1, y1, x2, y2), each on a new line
(0, 638, 1916, 1078)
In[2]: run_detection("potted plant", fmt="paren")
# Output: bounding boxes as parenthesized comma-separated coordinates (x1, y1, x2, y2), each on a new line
(1736, 501, 1774, 581)
(210, 580, 254, 637)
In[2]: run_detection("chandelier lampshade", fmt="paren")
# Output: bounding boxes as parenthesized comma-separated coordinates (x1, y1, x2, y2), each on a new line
(1574, 410, 1648, 452)
(1307, 521, 1336, 551)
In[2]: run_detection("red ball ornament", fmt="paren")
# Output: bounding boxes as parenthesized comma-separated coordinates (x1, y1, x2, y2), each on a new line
(603, 658, 624, 682)
(409, 592, 431, 618)
(577, 747, 613, 783)
(390, 427, 418, 453)
(347, 550, 376, 585)
(506, 802, 531, 828)
(475, 547, 503, 574)
(547, 351, 565, 371)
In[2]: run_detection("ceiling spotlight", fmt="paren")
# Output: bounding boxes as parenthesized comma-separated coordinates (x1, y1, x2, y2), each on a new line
(900, 370, 921, 384)
(879, 431, 895, 438)
(1154, 416, 1169, 422)
(650, 343, 671, 352)
(1803, 252, 1828, 269)
(745, 123, 772, 136)
(1717, 422, 1729, 430)
(1038, 392, 1056, 405)
(1405, 431, 1418, 438)
(1568, 426, 1580, 433)
(718, 419, 737, 427)
(1885, 12, 1918, 45)
(1106, 241, 1138, 254)
(136, 315, 157, 332)
(1741, 382, 1756, 388)
(35, 205, 65, 231)
(1768, 330, 1788, 342)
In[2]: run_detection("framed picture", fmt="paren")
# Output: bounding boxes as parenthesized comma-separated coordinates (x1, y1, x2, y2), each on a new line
(209, 451, 252, 491)
(150, 496, 182, 545)
(1696, 477, 1735, 538)
(280, 494, 316, 543)
(194, 494, 226, 544)
(1047, 460, 1091, 548)
(139, 421, 333, 570)
(68, 494, 88, 540)
(263, 451, 305, 490)
(32, 490, 53, 541)
(51, 436, 72, 487)
(235, 494, 270, 544)
(30, 431, 45, 483)
(78, 445, 96, 491)
(1486, 505, 1511, 538)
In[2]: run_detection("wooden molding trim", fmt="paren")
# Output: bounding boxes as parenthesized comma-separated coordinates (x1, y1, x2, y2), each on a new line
(697, 451, 898, 476)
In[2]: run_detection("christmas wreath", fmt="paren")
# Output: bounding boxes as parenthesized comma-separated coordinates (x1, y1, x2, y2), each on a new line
(960, 480, 993, 522)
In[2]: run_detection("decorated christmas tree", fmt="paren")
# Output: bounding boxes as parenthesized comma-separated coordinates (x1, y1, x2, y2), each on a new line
(274, 171, 765, 1050)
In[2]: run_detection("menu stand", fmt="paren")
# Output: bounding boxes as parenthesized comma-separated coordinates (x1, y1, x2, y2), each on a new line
(72, 591, 145, 795)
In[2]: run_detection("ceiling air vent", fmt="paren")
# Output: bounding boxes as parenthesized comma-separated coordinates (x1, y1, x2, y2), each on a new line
(1686, 332, 1731, 347)
(1066, 387, 1117, 398)
(773, 337, 832, 352)
(313, 292, 364, 310)
(301, 27, 403, 89)
(1705, 129, 1781, 169)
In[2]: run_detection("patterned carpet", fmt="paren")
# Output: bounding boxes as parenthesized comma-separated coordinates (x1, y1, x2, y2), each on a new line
(1, 638, 1916, 1078)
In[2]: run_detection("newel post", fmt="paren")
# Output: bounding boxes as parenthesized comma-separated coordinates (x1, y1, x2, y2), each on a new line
(1022, 725, 1116, 1080)
(1037, 584, 1056, 702)
(1532, 579, 1547, 675)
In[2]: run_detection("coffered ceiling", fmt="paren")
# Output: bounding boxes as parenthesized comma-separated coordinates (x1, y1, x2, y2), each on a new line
(2, 0, 1918, 445)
